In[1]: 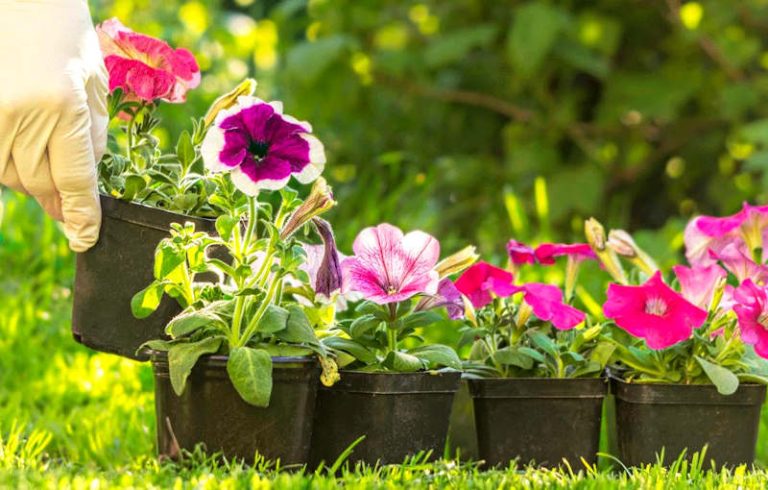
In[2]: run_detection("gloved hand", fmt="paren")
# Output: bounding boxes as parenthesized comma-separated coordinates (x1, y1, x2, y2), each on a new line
(0, 0, 108, 252)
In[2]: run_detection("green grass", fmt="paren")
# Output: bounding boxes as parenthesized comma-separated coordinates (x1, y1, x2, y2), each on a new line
(3, 189, 768, 488)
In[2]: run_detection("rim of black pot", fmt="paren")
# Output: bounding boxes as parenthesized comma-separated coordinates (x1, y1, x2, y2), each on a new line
(466, 376, 607, 399)
(609, 373, 767, 405)
(323, 369, 462, 394)
(99, 193, 216, 231)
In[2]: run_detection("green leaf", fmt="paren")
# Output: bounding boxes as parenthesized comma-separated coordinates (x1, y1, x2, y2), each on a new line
(507, 2, 567, 78)
(227, 347, 273, 407)
(153, 241, 186, 281)
(350, 314, 382, 338)
(123, 174, 146, 200)
(402, 311, 443, 329)
(383, 351, 424, 373)
(166, 306, 225, 338)
(256, 304, 290, 334)
(410, 344, 462, 370)
(589, 342, 617, 368)
(168, 337, 222, 396)
(323, 337, 378, 365)
(528, 331, 559, 359)
(518, 346, 546, 363)
(215, 215, 239, 241)
(424, 25, 497, 68)
(275, 306, 319, 344)
(493, 346, 534, 370)
(131, 281, 165, 319)
(176, 130, 196, 170)
(256, 344, 314, 358)
(695, 356, 739, 396)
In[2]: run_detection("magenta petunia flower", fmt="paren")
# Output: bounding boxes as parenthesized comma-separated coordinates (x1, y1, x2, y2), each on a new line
(507, 240, 537, 265)
(534, 243, 596, 265)
(201, 97, 325, 194)
(733, 280, 768, 359)
(97, 18, 200, 103)
(684, 203, 768, 266)
(709, 243, 768, 284)
(672, 264, 726, 310)
(513, 283, 585, 330)
(455, 261, 517, 309)
(603, 271, 708, 349)
(340, 223, 440, 304)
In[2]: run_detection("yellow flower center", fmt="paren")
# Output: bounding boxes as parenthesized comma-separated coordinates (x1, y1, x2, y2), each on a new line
(645, 296, 668, 317)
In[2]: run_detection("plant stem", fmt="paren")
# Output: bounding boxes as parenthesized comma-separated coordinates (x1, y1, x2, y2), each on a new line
(387, 325, 398, 354)
(242, 197, 258, 256)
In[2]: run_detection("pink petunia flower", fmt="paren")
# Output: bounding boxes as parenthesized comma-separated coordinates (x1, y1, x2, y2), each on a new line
(97, 18, 200, 103)
(684, 203, 768, 266)
(709, 243, 768, 284)
(534, 243, 596, 265)
(455, 261, 517, 309)
(513, 283, 585, 330)
(672, 264, 726, 310)
(733, 280, 768, 359)
(603, 271, 708, 349)
(506, 240, 537, 265)
(341, 223, 440, 305)
(201, 97, 325, 194)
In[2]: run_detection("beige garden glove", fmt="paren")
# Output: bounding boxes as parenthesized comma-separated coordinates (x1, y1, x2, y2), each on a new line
(0, 0, 108, 252)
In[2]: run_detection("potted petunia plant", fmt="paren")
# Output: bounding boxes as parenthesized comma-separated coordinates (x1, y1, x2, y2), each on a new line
(456, 242, 613, 468)
(135, 95, 332, 465)
(308, 224, 468, 467)
(72, 18, 270, 360)
(587, 214, 768, 468)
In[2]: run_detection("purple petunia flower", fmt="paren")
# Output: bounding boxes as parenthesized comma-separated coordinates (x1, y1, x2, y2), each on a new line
(201, 96, 326, 194)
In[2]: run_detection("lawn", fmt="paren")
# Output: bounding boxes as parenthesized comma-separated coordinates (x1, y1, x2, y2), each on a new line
(2, 191, 768, 488)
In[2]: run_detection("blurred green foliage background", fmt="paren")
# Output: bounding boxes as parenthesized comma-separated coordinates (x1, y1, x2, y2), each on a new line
(90, 0, 768, 257)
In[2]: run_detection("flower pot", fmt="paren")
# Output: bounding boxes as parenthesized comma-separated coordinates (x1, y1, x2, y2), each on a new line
(72, 195, 218, 361)
(611, 376, 766, 467)
(309, 371, 461, 467)
(468, 377, 607, 468)
(152, 352, 320, 464)
(446, 377, 478, 460)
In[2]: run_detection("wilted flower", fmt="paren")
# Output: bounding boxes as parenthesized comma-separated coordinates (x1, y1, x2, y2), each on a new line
(281, 178, 335, 239)
(201, 97, 325, 195)
(435, 245, 479, 278)
(455, 261, 517, 309)
(415, 278, 465, 319)
(603, 271, 707, 349)
(607, 229, 658, 275)
(672, 264, 727, 311)
(301, 218, 343, 299)
(585, 218, 627, 284)
(97, 18, 200, 103)
(733, 280, 768, 359)
(506, 240, 537, 265)
(513, 283, 585, 330)
(341, 223, 440, 304)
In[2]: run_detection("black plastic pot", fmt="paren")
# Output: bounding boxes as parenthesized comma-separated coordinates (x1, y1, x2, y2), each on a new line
(72, 195, 217, 361)
(309, 371, 461, 467)
(612, 376, 766, 467)
(152, 352, 320, 465)
(469, 377, 607, 468)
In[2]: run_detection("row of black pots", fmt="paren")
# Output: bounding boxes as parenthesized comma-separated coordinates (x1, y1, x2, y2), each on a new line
(151, 351, 766, 468)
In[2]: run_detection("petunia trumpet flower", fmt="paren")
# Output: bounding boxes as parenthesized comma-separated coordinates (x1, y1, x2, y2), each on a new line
(415, 278, 465, 320)
(455, 261, 517, 309)
(685, 203, 768, 266)
(733, 280, 768, 359)
(534, 242, 596, 302)
(201, 97, 326, 195)
(603, 271, 708, 349)
(97, 18, 200, 103)
(512, 283, 585, 330)
(341, 223, 440, 304)
(507, 239, 537, 266)
(672, 264, 726, 311)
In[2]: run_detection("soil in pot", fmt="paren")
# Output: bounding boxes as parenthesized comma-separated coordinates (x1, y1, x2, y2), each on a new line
(152, 353, 320, 465)
(72, 195, 218, 361)
(309, 371, 461, 467)
(468, 377, 607, 468)
(611, 377, 766, 468)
